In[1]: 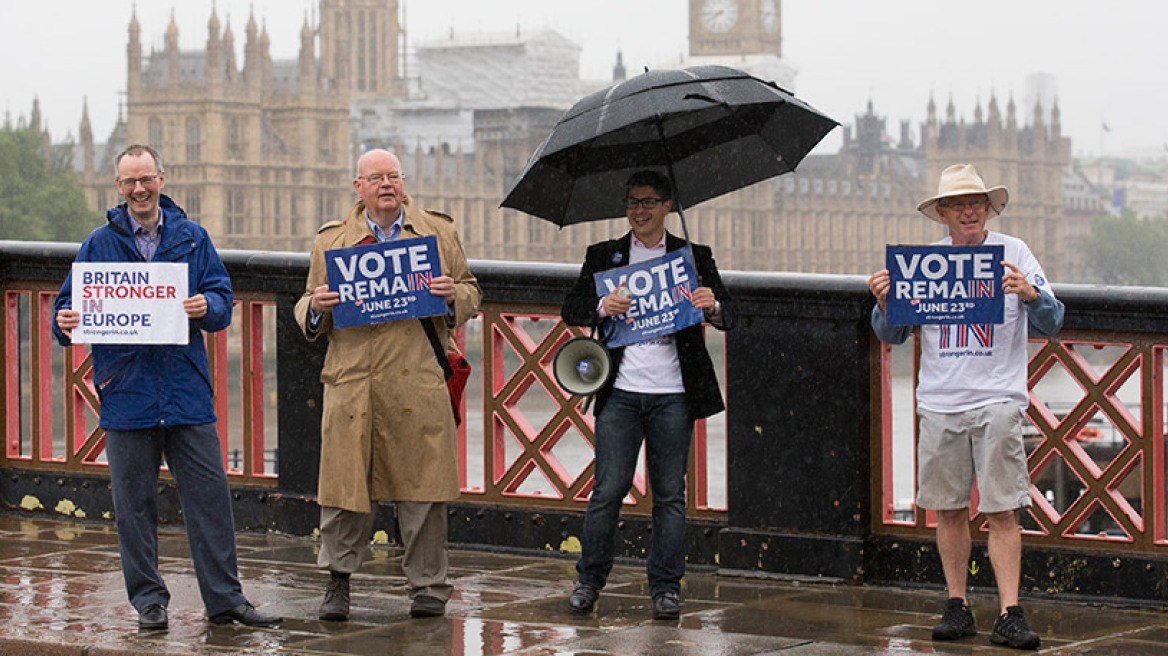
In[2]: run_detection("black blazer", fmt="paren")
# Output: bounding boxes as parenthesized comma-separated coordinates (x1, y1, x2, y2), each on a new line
(562, 231, 736, 420)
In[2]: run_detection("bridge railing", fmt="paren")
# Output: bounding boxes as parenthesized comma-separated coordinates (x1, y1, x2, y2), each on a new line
(3, 240, 1166, 603)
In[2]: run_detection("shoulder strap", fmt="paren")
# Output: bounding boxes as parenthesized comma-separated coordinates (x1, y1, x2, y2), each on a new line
(420, 318, 453, 379)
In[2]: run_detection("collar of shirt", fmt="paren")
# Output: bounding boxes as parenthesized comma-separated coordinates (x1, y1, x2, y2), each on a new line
(128, 211, 164, 260)
(365, 208, 404, 242)
(629, 233, 666, 264)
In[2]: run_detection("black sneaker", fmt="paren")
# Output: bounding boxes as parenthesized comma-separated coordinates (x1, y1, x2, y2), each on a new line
(991, 606, 1041, 650)
(931, 597, 976, 640)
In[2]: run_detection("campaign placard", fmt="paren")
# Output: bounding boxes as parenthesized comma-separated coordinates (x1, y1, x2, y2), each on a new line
(325, 235, 447, 329)
(593, 247, 704, 349)
(72, 262, 189, 344)
(885, 244, 1004, 325)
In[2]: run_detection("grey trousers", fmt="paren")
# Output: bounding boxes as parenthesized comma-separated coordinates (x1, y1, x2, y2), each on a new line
(318, 501, 452, 601)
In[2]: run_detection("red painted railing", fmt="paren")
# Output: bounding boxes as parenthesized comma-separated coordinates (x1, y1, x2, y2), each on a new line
(875, 330, 1168, 552)
(2, 288, 729, 515)
(1, 283, 277, 484)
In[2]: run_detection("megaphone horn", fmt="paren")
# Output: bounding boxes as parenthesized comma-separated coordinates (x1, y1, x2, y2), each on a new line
(553, 337, 613, 397)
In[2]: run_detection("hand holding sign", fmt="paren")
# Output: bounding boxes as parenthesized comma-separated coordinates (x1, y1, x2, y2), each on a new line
(1002, 262, 1038, 302)
(602, 283, 633, 317)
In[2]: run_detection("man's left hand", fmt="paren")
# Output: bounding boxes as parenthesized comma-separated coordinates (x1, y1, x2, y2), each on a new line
(430, 275, 457, 305)
(1002, 262, 1038, 302)
(184, 294, 208, 319)
(691, 286, 716, 312)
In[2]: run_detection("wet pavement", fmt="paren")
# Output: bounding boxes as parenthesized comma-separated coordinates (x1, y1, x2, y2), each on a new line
(0, 514, 1164, 655)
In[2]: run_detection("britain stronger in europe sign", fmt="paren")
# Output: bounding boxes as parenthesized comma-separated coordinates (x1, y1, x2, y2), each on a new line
(885, 244, 1005, 325)
(72, 262, 189, 344)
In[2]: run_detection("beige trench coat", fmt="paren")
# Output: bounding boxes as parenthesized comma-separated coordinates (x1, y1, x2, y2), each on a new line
(295, 197, 482, 512)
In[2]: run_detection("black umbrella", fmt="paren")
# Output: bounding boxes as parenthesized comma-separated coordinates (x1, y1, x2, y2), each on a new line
(500, 64, 839, 240)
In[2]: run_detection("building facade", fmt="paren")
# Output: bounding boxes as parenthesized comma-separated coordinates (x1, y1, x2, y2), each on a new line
(70, 0, 1071, 278)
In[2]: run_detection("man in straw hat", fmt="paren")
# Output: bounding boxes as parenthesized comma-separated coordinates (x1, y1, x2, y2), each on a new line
(867, 164, 1064, 650)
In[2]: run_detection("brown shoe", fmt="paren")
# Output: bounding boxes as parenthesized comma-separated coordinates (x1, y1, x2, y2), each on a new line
(318, 571, 351, 621)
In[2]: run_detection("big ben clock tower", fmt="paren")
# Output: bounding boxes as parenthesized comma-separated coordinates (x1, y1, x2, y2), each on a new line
(689, 0, 782, 57)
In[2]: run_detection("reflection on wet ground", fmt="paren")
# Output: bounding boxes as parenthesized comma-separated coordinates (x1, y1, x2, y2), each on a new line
(0, 514, 1163, 654)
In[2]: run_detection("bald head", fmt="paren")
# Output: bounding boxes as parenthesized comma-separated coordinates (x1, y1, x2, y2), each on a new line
(353, 149, 406, 227)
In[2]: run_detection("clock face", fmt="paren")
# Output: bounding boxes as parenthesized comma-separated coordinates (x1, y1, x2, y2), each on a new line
(701, 0, 738, 34)
(761, 0, 778, 34)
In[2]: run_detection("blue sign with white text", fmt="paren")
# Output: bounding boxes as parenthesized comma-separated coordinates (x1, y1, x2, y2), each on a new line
(325, 235, 446, 329)
(594, 247, 704, 348)
(885, 244, 1004, 325)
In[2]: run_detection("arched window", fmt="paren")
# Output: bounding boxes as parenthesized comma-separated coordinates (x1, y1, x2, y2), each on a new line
(148, 117, 163, 148)
(185, 117, 201, 162)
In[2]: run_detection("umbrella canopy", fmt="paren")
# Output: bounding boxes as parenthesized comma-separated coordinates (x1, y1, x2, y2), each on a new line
(501, 65, 838, 227)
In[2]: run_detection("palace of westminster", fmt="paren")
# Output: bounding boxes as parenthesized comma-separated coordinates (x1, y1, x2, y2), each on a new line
(29, 0, 1105, 282)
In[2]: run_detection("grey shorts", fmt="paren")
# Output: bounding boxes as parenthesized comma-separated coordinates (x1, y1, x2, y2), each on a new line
(916, 402, 1033, 513)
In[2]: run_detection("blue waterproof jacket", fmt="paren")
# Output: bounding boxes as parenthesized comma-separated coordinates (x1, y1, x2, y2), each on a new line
(52, 195, 233, 430)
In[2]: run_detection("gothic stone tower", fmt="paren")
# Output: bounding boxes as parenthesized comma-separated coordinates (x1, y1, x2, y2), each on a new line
(689, 0, 781, 56)
(120, 6, 351, 252)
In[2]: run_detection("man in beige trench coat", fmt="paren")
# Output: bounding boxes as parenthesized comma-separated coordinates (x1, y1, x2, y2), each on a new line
(295, 149, 481, 620)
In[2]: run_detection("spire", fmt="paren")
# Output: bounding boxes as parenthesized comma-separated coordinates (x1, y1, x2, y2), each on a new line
(612, 50, 626, 82)
(945, 94, 956, 123)
(244, 7, 261, 86)
(223, 18, 236, 82)
(1051, 97, 1061, 139)
(166, 9, 181, 85)
(128, 5, 143, 91)
(30, 97, 42, 131)
(80, 98, 94, 174)
(299, 14, 315, 84)
(1006, 93, 1017, 133)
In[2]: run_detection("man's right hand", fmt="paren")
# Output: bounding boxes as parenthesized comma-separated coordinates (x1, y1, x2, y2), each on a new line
(56, 308, 80, 339)
(309, 285, 340, 314)
(601, 287, 633, 317)
(867, 269, 890, 312)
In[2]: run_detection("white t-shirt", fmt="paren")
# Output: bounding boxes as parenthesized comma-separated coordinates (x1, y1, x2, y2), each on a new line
(612, 236, 685, 394)
(916, 231, 1055, 413)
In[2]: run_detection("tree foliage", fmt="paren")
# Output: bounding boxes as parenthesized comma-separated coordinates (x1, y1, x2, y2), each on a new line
(1077, 210, 1168, 286)
(0, 126, 103, 242)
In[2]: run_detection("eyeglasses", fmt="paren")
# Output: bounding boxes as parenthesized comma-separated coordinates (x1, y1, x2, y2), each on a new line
(358, 172, 405, 184)
(117, 174, 160, 189)
(938, 196, 989, 211)
(625, 196, 665, 210)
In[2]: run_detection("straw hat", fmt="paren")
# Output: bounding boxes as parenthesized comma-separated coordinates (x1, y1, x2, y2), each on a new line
(917, 164, 1009, 223)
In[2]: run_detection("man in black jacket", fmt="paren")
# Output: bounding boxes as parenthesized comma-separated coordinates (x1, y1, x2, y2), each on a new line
(562, 170, 736, 620)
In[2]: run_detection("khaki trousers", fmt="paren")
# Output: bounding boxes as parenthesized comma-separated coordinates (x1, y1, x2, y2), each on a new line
(318, 501, 452, 601)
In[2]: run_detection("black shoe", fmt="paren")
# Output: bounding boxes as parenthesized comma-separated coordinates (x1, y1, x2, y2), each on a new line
(209, 602, 281, 628)
(409, 594, 447, 618)
(567, 582, 599, 614)
(932, 597, 976, 640)
(138, 604, 168, 630)
(652, 592, 681, 620)
(991, 606, 1041, 650)
(318, 572, 351, 621)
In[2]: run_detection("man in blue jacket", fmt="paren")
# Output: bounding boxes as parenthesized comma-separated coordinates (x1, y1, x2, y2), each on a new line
(53, 145, 278, 630)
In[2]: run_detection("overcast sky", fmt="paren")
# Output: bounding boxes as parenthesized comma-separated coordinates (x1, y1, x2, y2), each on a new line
(2, 0, 1165, 159)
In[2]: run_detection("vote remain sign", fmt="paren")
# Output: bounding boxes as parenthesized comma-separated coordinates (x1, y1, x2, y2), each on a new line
(885, 244, 1004, 325)
(325, 235, 447, 329)
(593, 247, 704, 349)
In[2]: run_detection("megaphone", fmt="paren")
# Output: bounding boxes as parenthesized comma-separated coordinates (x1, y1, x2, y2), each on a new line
(553, 337, 613, 397)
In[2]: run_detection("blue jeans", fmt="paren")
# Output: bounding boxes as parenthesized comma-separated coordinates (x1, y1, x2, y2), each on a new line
(105, 423, 246, 616)
(576, 389, 692, 598)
